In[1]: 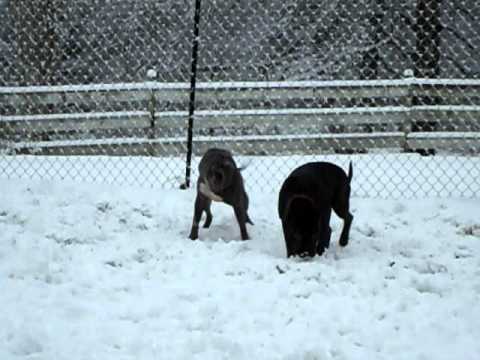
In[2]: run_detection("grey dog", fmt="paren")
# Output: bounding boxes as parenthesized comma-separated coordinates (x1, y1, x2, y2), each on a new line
(278, 162, 353, 258)
(189, 148, 253, 240)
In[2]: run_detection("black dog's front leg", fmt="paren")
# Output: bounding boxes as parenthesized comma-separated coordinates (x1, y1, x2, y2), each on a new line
(189, 194, 207, 240)
(316, 225, 331, 256)
(282, 220, 295, 257)
(233, 205, 250, 240)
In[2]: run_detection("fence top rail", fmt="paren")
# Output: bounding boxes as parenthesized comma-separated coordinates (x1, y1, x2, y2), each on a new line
(0, 111, 150, 122)
(2, 78, 480, 94)
(13, 131, 406, 149)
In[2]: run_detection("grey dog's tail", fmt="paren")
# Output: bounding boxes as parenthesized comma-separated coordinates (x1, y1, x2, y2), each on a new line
(348, 161, 353, 183)
(237, 159, 253, 172)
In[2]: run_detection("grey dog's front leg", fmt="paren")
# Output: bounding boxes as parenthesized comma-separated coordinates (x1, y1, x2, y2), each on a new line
(203, 200, 213, 228)
(233, 205, 250, 240)
(189, 194, 206, 240)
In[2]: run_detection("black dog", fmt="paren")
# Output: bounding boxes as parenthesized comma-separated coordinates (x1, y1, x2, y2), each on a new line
(189, 148, 253, 240)
(278, 162, 353, 258)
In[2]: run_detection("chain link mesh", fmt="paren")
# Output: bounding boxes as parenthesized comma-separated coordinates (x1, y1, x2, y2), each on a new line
(1, 0, 479, 198)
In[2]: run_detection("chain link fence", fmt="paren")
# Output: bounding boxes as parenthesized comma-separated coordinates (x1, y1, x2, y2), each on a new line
(0, 0, 479, 198)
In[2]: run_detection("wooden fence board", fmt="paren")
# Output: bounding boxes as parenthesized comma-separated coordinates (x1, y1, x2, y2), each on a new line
(1, 80, 479, 155)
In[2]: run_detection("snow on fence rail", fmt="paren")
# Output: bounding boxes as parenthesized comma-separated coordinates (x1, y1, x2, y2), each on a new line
(1, 79, 480, 156)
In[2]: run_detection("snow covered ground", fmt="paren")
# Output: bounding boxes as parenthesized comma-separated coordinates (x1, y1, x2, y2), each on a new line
(1, 174, 480, 359)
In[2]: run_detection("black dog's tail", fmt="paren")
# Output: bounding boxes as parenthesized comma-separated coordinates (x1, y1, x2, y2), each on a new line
(348, 161, 353, 183)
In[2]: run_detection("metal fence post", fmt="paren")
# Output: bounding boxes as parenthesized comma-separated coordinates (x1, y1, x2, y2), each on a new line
(402, 69, 414, 153)
(146, 69, 157, 157)
(181, 0, 203, 190)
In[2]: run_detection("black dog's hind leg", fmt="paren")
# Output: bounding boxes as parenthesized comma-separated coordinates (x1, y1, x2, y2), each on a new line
(244, 192, 254, 225)
(333, 184, 353, 247)
(338, 212, 353, 247)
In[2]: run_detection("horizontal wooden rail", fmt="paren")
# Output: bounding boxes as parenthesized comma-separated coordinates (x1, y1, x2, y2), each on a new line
(2, 79, 480, 108)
